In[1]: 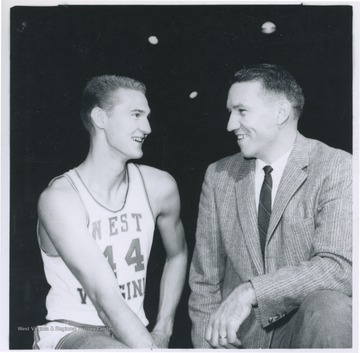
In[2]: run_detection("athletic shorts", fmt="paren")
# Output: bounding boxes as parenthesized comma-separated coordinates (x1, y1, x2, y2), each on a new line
(32, 320, 111, 349)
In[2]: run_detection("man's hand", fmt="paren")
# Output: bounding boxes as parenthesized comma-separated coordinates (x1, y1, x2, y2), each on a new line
(150, 329, 171, 348)
(205, 281, 257, 348)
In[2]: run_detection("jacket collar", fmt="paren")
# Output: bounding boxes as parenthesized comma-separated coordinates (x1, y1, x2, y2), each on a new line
(234, 132, 309, 273)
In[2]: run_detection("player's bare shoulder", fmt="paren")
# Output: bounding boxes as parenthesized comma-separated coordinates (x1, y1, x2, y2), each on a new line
(37, 175, 85, 255)
(39, 176, 78, 214)
(137, 164, 176, 188)
(38, 175, 87, 232)
(136, 164, 180, 217)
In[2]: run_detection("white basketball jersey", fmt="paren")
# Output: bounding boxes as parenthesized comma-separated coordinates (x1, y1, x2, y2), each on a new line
(39, 163, 155, 326)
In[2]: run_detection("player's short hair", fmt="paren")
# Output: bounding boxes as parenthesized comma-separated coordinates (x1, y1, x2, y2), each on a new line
(232, 63, 305, 119)
(81, 75, 147, 134)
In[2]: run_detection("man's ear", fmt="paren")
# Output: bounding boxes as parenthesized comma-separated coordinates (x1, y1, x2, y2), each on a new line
(275, 100, 292, 125)
(90, 107, 107, 130)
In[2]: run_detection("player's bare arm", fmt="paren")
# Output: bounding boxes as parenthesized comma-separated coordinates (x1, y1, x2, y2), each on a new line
(140, 165, 188, 347)
(37, 177, 157, 349)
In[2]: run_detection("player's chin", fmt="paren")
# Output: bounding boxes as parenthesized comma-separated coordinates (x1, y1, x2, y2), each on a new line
(131, 149, 144, 159)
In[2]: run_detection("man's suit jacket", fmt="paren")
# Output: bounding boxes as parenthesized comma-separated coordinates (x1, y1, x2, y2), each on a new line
(189, 133, 352, 348)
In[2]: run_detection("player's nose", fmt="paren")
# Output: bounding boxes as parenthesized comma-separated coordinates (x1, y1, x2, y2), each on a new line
(141, 117, 152, 135)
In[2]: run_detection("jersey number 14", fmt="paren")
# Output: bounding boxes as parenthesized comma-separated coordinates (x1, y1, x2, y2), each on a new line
(103, 238, 145, 277)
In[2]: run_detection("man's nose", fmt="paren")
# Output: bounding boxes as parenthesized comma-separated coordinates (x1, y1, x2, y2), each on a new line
(141, 117, 152, 134)
(227, 113, 240, 132)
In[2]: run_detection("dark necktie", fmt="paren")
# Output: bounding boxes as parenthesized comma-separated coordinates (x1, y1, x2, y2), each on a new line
(258, 165, 273, 258)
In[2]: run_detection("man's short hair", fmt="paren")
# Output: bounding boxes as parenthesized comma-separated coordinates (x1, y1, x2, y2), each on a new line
(232, 63, 305, 119)
(81, 75, 147, 134)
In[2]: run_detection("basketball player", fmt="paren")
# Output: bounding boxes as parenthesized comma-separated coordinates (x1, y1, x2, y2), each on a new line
(33, 75, 188, 349)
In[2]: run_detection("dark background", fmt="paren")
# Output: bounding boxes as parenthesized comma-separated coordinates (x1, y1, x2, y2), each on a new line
(10, 4, 352, 349)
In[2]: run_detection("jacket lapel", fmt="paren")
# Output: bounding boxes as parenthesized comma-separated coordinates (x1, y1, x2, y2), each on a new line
(235, 158, 264, 275)
(267, 133, 309, 242)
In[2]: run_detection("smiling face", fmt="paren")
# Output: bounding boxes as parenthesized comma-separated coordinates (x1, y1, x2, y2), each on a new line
(226, 80, 281, 163)
(102, 88, 151, 160)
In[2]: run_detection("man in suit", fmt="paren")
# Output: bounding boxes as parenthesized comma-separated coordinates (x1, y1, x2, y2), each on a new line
(189, 64, 352, 348)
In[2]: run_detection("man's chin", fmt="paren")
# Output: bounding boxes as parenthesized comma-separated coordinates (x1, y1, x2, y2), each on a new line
(134, 151, 144, 159)
(240, 149, 255, 160)
(127, 150, 144, 161)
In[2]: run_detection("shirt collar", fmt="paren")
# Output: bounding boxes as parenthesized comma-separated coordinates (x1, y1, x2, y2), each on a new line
(256, 146, 294, 175)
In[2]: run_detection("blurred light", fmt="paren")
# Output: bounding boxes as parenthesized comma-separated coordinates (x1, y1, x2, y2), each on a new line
(189, 91, 198, 99)
(148, 36, 159, 45)
(261, 22, 276, 34)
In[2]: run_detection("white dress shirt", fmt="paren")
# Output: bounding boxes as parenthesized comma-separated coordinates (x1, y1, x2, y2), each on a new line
(255, 147, 293, 210)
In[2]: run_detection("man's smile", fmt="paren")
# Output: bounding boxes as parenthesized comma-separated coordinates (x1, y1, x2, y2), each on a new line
(236, 133, 248, 141)
(131, 135, 147, 143)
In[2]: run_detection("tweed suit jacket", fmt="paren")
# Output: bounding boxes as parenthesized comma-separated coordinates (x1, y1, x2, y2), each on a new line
(189, 133, 352, 348)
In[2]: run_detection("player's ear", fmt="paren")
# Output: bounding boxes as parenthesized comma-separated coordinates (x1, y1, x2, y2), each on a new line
(275, 100, 291, 125)
(90, 107, 107, 130)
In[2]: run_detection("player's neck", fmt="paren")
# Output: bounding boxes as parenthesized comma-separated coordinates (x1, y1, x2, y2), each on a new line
(77, 145, 129, 193)
(76, 156, 129, 210)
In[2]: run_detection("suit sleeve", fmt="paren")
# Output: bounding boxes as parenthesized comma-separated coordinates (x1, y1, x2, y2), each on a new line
(189, 164, 227, 348)
(250, 151, 352, 328)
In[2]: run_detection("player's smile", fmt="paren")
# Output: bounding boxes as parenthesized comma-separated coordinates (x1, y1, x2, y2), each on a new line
(131, 135, 147, 143)
(103, 89, 151, 160)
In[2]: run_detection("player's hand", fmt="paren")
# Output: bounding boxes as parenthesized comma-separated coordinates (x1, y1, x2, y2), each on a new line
(150, 329, 171, 348)
(205, 282, 256, 348)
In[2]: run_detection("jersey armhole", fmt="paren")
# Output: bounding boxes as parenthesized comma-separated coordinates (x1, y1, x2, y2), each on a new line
(133, 164, 156, 222)
(37, 219, 60, 257)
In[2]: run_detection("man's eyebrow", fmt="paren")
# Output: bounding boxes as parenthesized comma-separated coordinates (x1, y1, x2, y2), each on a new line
(233, 104, 246, 110)
(130, 108, 151, 114)
(227, 103, 245, 111)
